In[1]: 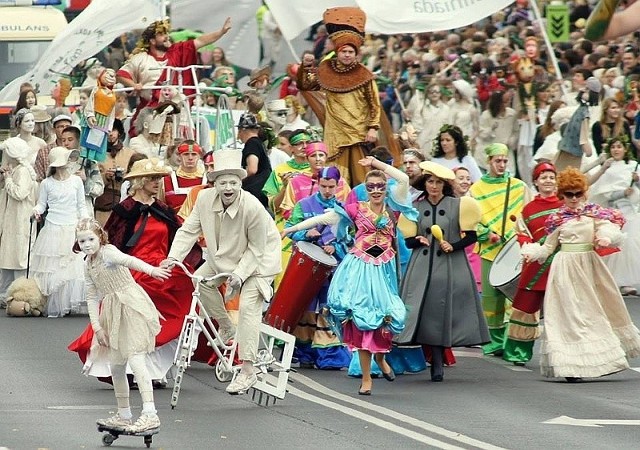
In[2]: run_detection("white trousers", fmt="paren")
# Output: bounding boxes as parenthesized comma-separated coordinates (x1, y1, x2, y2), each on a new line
(195, 263, 273, 362)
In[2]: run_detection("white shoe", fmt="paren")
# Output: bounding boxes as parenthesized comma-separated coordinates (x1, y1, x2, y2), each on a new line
(226, 371, 257, 394)
(97, 414, 132, 430)
(124, 414, 160, 433)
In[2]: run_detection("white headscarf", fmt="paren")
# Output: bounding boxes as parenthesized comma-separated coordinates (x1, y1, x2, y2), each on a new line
(2, 137, 37, 181)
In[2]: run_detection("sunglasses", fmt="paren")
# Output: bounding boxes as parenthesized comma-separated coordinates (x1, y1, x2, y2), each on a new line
(365, 182, 387, 193)
(562, 191, 583, 199)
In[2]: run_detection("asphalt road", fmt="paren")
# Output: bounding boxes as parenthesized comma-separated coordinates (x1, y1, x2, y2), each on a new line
(1, 296, 640, 449)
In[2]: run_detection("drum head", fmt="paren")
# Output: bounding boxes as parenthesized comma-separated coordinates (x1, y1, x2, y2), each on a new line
(488, 237, 522, 287)
(295, 241, 338, 267)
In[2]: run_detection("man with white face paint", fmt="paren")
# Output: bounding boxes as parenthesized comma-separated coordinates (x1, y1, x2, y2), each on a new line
(162, 150, 281, 394)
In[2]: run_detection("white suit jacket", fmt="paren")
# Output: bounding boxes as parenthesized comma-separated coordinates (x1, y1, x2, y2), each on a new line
(168, 188, 281, 282)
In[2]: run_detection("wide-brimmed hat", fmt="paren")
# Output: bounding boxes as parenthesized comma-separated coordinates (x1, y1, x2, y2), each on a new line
(124, 157, 170, 180)
(452, 79, 475, 102)
(48, 147, 75, 168)
(418, 161, 455, 180)
(31, 105, 51, 123)
(209, 149, 247, 181)
(247, 65, 271, 88)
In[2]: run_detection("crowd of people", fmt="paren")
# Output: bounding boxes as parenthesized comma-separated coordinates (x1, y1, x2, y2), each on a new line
(2, 0, 640, 436)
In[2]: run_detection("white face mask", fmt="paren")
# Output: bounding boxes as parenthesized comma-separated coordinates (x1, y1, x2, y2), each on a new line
(76, 230, 101, 256)
(215, 174, 242, 206)
(20, 114, 36, 133)
(268, 110, 288, 127)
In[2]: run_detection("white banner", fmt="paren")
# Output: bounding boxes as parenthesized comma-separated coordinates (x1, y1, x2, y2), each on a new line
(360, 0, 515, 34)
(0, 0, 163, 102)
(266, 0, 515, 41)
(264, 0, 356, 42)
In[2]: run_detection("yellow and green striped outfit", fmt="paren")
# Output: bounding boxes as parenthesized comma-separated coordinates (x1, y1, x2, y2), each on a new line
(470, 173, 529, 355)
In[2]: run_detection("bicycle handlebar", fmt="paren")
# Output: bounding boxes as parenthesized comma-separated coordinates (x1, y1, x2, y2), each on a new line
(169, 260, 232, 284)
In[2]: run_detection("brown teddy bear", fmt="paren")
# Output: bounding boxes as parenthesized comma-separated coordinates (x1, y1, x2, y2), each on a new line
(5, 277, 46, 317)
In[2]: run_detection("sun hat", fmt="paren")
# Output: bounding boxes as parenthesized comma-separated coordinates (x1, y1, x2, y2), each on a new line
(48, 147, 75, 168)
(31, 105, 51, 123)
(418, 161, 455, 180)
(124, 157, 171, 180)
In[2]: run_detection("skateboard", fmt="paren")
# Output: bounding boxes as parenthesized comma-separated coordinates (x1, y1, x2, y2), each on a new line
(97, 424, 159, 447)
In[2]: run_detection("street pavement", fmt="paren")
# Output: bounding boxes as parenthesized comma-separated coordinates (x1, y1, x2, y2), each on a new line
(1, 297, 640, 449)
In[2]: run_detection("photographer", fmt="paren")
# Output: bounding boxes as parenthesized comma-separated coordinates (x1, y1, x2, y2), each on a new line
(95, 119, 135, 225)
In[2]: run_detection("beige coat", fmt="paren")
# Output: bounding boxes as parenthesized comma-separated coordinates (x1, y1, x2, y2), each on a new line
(0, 163, 37, 269)
(168, 189, 281, 282)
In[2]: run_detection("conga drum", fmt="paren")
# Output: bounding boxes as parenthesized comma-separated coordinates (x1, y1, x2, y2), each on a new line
(488, 236, 522, 300)
(265, 241, 337, 332)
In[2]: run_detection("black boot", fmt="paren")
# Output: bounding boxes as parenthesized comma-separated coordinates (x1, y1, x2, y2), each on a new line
(430, 346, 444, 382)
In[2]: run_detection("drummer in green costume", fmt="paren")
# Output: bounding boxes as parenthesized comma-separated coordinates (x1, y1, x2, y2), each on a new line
(469, 143, 532, 355)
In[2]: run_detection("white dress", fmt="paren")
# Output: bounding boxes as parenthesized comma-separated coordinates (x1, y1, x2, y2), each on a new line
(523, 213, 640, 378)
(31, 175, 88, 317)
(431, 155, 483, 183)
(588, 160, 640, 287)
(83, 245, 161, 367)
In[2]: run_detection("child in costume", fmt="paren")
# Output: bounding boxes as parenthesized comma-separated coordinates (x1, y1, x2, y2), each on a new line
(31, 147, 89, 317)
(76, 218, 170, 433)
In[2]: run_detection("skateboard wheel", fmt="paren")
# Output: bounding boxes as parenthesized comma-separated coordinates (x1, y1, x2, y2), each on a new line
(102, 433, 115, 446)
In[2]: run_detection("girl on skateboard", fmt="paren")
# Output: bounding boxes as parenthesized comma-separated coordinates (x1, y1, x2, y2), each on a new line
(76, 218, 170, 433)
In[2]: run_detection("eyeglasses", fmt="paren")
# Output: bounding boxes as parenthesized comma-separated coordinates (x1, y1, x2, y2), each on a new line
(562, 191, 583, 199)
(365, 182, 387, 193)
(275, 111, 288, 117)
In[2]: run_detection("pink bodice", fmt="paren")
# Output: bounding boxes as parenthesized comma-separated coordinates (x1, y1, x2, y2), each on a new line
(347, 202, 395, 265)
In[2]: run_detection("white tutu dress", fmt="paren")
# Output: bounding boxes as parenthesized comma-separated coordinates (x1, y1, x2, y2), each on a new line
(82, 244, 161, 368)
(31, 175, 88, 317)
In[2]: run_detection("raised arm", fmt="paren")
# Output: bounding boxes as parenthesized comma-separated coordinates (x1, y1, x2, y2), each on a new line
(359, 156, 410, 202)
(282, 210, 340, 237)
(193, 17, 231, 50)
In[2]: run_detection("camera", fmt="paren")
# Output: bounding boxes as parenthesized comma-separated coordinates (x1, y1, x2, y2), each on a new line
(114, 167, 125, 182)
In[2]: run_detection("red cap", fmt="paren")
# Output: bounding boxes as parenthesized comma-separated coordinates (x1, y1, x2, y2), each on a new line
(532, 161, 556, 180)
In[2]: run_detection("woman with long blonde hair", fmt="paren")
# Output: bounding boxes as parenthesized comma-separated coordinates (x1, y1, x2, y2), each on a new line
(591, 97, 633, 155)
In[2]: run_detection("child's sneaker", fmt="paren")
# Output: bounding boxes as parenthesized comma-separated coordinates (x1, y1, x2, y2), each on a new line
(125, 414, 160, 433)
(96, 414, 132, 430)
